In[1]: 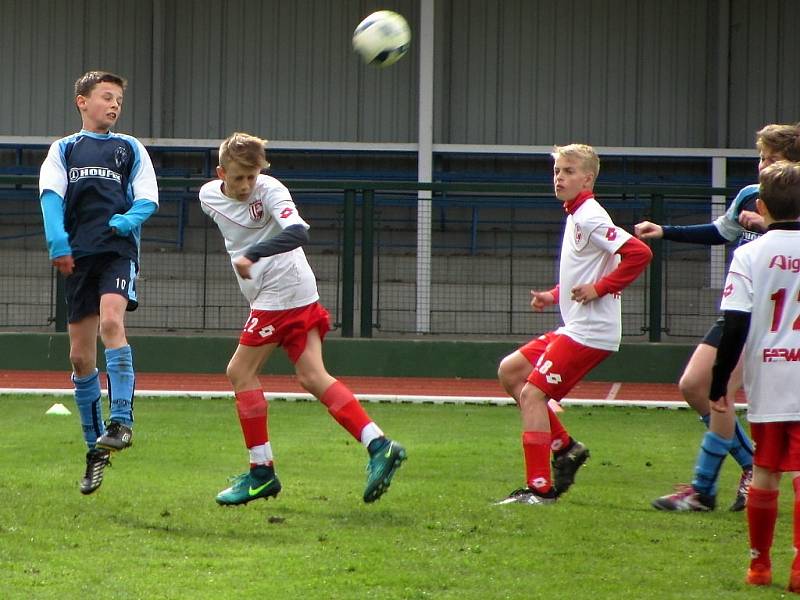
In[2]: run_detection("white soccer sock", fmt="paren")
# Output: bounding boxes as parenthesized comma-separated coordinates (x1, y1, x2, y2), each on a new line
(249, 442, 273, 465)
(360, 422, 384, 449)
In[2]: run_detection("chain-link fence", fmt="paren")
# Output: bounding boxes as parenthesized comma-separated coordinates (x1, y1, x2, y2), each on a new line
(1, 178, 730, 343)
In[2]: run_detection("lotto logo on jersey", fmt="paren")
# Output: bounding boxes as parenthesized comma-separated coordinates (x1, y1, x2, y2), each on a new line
(723, 283, 734, 297)
(248, 201, 264, 221)
(763, 347, 800, 362)
(69, 166, 122, 183)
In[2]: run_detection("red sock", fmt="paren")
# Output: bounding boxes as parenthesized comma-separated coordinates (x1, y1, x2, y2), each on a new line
(522, 431, 552, 493)
(747, 486, 779, 571)
(235, 389, 268, 448)
(793, 477, 800, 572)
(320, 380, 372, 441)
(547, 404, 570, 452)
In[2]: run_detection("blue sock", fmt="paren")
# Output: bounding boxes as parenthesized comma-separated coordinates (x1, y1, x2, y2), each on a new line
(105, 345, 135, 427)
(729, 418, 754, 470)
(692, 431, 732, 496)
(698, 412, 753, 470)
(72, 369, 104, 449)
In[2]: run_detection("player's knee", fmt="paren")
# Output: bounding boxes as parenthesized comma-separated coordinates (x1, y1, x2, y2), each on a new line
(98, 314, 124, 342)
(69, 349, 93, 374)
(678, 372, 704, 400)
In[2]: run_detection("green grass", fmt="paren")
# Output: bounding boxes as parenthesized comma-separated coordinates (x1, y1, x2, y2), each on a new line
(0, 395, 795, 599)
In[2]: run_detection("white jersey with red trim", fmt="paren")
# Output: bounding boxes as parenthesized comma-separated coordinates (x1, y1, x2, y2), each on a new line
(556, 196, 631, 351)
(199, 174, 319, 310)
(720, 228, 800, 422)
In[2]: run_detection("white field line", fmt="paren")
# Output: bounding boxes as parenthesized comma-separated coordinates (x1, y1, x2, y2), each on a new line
(0, 387, 748, 411)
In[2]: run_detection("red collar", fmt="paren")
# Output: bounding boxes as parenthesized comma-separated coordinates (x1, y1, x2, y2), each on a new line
(563, 190, 594, 214)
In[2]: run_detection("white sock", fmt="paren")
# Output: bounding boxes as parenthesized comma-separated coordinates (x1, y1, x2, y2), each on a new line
(249, 442, 273, 465)
(360, 422, 384, 449)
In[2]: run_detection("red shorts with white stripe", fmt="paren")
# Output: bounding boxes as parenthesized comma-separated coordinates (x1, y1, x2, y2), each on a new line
(239, 302, 331, 363)
(750, 421, 800, 472)
(519, 331, 611, 401)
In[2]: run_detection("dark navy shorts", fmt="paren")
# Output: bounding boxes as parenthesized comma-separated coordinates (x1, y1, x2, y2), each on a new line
(700, 316, 725, 348)
(64, 253, 139, 323)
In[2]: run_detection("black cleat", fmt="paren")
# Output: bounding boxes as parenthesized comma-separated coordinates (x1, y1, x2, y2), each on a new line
(494, 487, 557, 505)
(96, 421, 133, 451)
(730, 466, 753, 512)
(552, 440, 590, 497)
(80, 448, 111, 495)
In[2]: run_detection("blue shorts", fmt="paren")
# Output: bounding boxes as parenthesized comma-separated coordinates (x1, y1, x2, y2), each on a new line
(65, 253, 139, 323)
(700, 316, 725, 348)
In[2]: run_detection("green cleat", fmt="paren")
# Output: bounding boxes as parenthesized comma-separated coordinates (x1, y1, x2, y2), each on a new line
(215, 466, 282, 506)
(363, 437, 407, 503)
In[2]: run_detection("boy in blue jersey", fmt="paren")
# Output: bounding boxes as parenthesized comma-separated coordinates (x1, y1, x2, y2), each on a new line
(635, 123, 800, 512)
(38, 71, 159, 494)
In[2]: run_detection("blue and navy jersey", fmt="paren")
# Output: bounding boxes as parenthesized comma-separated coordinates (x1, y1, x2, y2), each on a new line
(713, 183, 760, 247)
(39, 130, 158, 262)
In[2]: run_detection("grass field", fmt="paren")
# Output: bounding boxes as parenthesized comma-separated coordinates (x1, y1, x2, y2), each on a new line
(0, 394, 796, 599)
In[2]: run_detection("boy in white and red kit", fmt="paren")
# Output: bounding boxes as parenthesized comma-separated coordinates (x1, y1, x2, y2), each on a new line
(497, 144, 652, 505)
(708, 161, 800, 591)
(200, 132, 406, 506)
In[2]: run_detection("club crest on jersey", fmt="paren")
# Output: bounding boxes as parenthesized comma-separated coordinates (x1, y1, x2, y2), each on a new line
(248, 201, 264, 221)
(114, 145, 129, 169)
(574, 224, 583, 243)
(68, 166, 122, 184)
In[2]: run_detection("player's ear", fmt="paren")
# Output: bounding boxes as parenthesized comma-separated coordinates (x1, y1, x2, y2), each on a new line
(755, 197, 767, 217)
(75, 95, 87, 111)
(216, 165, 226, 179)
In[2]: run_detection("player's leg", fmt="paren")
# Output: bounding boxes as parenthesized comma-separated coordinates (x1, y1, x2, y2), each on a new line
(95, 257, 141, 452)
(68, 315, 111, 494)
(499, 337, 585, 468)
(290, 306, 406, 502)
(217, 342, 282, 506)
(785, 425, 800, 592)
(724, 358, 754, 511)
(653, 328, 753, 511)
(64, 258, 110, 494)
(745, 422, 783, 587)
(95, 292, 135, 451)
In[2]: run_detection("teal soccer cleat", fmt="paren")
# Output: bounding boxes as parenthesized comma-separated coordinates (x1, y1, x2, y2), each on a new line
(215, 466, 282, 506)
(363, 438, 407, 503)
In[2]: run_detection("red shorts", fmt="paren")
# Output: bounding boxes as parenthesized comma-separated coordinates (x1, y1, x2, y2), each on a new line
(750, 421, 800, 472)
(520, 332, 611, 401)
(239, 302, 331, 363)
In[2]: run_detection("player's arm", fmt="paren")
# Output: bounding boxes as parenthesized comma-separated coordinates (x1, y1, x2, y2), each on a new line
(659, 223, 728, 244)
(110, 138, 160, 236)
(39, 190, 75, 275)
(586, 237, 652, 298)
(109, 199, 158, 236)
(709, 309, 750, 407)
(244, 224, 309, 261)
(530, 285, 558, 311)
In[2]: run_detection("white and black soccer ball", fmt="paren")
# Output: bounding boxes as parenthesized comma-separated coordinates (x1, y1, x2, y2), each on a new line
(352, 10, 411, 68)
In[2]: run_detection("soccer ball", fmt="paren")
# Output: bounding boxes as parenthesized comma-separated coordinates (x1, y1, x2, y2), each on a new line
(352, 10, 411, 68)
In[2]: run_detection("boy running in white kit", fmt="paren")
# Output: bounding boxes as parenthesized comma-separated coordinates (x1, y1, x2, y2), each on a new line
(708, 161, 800, 591)
(496, 144, 652, 504)
(199, 132, 406, 506)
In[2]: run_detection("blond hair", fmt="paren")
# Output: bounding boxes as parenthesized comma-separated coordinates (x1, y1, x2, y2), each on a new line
(756, 123, 800, 162)
(218, 132, 270, 170)
(758, 161, 800, 221)
(551, 144, 600, 179)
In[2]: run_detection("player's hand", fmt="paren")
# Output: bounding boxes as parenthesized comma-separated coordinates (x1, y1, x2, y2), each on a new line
(570, 284, 598, 304)
(233, 256, 255, 279)
(530, 290, 555, 312)
(52, 255, 74, 276)
(634, 221, 664, 239)
(738, 210, 766, 232)
(709, 395, 731, 413)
